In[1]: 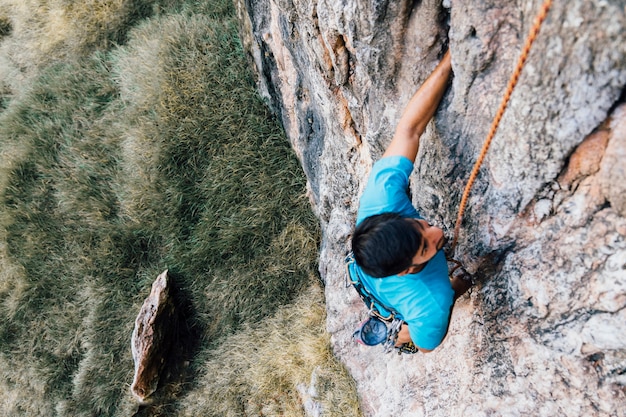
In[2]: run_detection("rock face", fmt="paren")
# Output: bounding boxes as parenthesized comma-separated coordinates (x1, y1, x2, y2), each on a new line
(236, 1, 626, 416)
(130, 270, 176, 402)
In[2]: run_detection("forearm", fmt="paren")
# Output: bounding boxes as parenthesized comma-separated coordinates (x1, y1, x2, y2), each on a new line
(395, 51, 452, 142)
(383, 51, 452, 162)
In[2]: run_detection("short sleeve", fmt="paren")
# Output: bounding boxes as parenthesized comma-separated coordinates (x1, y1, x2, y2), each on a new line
(406, 308, 451, 350)
(357, 156, 419, 224)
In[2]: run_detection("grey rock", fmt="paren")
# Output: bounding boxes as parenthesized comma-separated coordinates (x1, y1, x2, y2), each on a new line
(236, 0, 626, 415)
(600, 104, 626, 217)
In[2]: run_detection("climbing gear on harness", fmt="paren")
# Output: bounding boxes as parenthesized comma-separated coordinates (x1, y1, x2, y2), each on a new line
(345, 252, 393, 320)
(345, 252, 418, 354)
(351, 310, 415, 354)
(451, 0, 553, 251)
(353, 316, 388, 346)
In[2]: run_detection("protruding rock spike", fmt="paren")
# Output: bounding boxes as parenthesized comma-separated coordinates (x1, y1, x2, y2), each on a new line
(130, 270, 176, 403)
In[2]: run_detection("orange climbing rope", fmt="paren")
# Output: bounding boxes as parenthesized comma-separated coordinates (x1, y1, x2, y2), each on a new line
(450, 0, 553, 251)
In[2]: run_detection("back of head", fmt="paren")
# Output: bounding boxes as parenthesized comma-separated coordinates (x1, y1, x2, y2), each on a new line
(351, 212, 423, 278)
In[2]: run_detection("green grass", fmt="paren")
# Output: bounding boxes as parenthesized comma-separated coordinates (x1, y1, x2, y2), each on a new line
(0, 1, 361, 416)
(177, 284, 361, 417)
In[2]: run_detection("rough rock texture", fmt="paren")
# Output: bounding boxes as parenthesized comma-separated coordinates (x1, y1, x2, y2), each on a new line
(236, 0, 626, 416)
(130, 270, 176, 402)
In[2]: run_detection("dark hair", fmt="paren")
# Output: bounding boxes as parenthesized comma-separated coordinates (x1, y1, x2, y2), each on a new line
(351, 212, 423, 278)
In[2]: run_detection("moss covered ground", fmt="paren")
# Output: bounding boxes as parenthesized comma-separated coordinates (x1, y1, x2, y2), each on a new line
(0, 1, 360, 415)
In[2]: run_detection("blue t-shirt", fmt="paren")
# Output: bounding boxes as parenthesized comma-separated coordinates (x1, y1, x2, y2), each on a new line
(353, 156, 454, 350)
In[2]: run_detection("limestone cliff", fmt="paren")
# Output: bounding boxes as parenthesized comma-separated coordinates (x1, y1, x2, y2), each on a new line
(235, 0, 626, 415)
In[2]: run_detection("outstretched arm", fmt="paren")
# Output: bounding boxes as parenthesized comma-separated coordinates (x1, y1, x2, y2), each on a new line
(383, 51, 452, 163)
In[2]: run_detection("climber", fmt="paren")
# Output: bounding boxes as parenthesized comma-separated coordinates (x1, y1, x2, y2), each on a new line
(350, 50, 471, 353)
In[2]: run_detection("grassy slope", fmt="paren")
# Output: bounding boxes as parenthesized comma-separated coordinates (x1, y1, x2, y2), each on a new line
(0, 1, 360, 416)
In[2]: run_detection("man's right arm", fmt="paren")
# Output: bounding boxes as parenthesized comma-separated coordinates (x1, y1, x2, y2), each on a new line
(383, 51, 452, 163)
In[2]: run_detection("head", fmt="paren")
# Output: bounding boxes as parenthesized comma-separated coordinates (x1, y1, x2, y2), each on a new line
(351, 212, 446, 278)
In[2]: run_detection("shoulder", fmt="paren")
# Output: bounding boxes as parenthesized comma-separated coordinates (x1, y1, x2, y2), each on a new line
(370, 155, 414, 177)
(357, 156, 418, 223)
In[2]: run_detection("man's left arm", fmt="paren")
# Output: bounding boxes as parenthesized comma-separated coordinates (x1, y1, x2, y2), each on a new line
(395, 324, 434, 353)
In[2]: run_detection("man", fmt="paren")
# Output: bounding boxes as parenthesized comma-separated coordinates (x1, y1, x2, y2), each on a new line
(351, 51, 471, 353)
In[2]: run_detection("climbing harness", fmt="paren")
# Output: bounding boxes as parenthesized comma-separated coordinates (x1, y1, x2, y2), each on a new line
(451, 0, 553, 251)
(345, 253, 419, 354)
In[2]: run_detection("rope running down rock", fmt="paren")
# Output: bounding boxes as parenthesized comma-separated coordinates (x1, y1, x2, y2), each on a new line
(451, 0, 554, 251)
